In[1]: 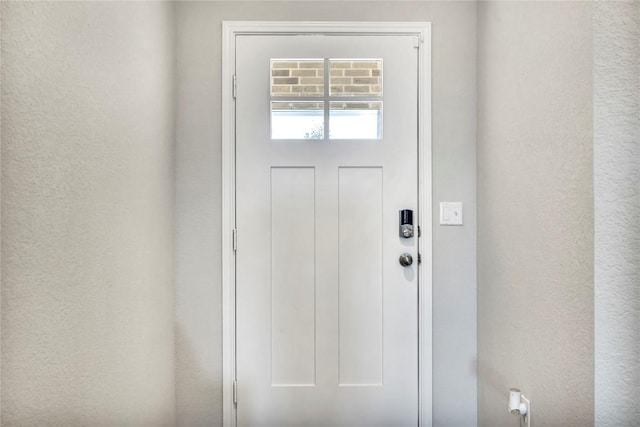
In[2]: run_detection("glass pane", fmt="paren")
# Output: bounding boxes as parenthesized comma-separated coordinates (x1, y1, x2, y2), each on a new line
(329, 60, 382, 97)
(329, 102, 382, 139)
(271, 60, 324, 97)
(271, 102, 324, 139)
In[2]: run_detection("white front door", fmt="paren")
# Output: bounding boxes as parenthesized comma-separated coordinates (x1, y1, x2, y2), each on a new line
(235, 33, 420, 426)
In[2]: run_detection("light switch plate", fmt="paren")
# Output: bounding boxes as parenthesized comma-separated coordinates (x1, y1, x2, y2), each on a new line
(440, 202, 463, 226)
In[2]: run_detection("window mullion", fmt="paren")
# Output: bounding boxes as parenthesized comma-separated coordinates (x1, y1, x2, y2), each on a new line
(323, 58, 330, 140)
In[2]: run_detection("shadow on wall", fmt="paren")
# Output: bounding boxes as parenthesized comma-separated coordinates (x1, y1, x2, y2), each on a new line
(476, 359, 513, 427)
(176, 327, 222, 427)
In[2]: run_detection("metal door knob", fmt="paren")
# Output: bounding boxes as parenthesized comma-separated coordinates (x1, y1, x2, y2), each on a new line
(399, 253, 413, 267)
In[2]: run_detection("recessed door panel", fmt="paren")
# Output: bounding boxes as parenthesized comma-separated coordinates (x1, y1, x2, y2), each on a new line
(338, 167, 383, 386)
(271, 167, 316, 386)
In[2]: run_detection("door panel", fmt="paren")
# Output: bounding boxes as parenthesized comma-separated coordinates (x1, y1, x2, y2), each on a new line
(271, 167, 316, 386)
(235, 34, 418, 426)
(338, 167, 383, 386)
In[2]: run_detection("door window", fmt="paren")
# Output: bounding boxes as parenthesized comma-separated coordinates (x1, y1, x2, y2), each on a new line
(270, 58, 383, 140)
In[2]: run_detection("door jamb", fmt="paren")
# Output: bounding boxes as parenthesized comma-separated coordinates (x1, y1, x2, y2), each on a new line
(222, 21, 432, 427)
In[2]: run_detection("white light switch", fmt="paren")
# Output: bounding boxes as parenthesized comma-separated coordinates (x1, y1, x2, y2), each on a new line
(440, 202, 463, 226)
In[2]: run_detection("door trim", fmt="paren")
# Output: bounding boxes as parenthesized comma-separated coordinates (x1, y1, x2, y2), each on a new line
(222, 21, 432, 427)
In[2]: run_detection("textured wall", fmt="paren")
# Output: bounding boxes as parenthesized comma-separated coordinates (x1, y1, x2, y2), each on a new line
(477, 2, 594, 426)
(175, 2, 477, 425)
(1, 2, 176, 425)
(0, 0, 3, 416)
(594, 1, 640, 424)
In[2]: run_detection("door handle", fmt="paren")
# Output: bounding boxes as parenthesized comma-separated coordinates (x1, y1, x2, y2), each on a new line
(399, 253, 413, 267)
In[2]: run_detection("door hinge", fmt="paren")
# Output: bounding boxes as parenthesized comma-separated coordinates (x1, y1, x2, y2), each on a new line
(232, 228, 237, 252)
(233, 379, 238, 405)
(418, 253, 422, 264)
(233, 75, 237, 99)
(417, 225, 421, 238)
(413, 35, 421, 49)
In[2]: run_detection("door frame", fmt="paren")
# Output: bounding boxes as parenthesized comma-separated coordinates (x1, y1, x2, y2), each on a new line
(221, 21, 432, 427)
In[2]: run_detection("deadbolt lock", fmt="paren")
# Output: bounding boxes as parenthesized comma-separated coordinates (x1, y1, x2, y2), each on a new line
(399, 209, 414, 238)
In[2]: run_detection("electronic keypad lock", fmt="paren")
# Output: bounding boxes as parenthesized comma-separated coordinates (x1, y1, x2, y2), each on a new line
(399, 209, 414, 238)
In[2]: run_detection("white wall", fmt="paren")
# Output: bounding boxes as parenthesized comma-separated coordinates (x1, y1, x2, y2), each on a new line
(594, 1, 640, 424)
(1, 2, 176, 425)
(0, 0, 3, 414)
(477, 1, 594, 425)
(175, 2, 477, 425)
